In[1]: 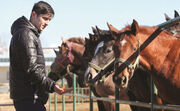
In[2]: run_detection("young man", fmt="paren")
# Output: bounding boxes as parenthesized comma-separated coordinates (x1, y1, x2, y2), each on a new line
(9, 1, 66, 111)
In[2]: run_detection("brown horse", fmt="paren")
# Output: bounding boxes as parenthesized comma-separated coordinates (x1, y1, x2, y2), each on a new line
(49, 37, 86, 87)
(49, 35, 110, 111)
(110, 19, 180, 108)
(86, 27, 133, 111)
(164, 10, 180, 38)
(85, 26, 160, 111)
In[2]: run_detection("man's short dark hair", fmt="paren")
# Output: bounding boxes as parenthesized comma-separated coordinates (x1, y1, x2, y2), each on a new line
(32, 1, 55, 16)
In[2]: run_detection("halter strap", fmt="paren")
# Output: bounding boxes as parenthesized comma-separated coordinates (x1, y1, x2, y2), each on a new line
(89, 58, 115, 73)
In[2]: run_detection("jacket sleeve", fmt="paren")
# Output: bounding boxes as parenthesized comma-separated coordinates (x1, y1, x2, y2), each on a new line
(20, 30, 55, 93)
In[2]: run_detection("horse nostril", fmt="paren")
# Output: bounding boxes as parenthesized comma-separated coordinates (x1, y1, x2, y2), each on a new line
(87, 72, 92, 80)
(121, 76, 127, 85)
(113, 76, 122, 85)
(113, 75, 127, 86)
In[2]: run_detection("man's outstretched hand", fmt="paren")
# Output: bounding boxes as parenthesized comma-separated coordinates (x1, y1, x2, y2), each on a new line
(54, 84, 73, 95)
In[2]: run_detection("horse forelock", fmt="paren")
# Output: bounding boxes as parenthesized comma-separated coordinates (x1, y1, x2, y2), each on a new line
(94, 41, 104, 57)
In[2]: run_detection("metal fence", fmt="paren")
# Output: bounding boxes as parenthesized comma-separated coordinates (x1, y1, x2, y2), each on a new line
(48, 73, 180, 111)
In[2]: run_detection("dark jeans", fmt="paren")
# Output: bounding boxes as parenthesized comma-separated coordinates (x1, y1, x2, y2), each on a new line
(13, 99, 46, 111)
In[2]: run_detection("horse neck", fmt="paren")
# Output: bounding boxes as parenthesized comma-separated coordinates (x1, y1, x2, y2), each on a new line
(138, 28, 178, 72)
(71, 42, 85, 57)
(71, 42, 89, 71)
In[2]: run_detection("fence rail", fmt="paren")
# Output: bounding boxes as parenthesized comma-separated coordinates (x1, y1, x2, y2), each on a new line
(0, 57, 55, 62)
(63, 93, 180, 111)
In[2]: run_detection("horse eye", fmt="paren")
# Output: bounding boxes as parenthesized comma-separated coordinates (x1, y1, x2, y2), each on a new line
(106, 48, 112, 53)
(133, 47, 137, 51)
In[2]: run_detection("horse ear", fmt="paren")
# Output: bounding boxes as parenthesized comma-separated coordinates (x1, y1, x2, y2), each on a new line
(61, 37, 70, 46)
(96, 26, 102, 34)
(89, 33, 93, 37)
(61, 37, 67, 43)
(85, 37, 89, 43)
(88, 33, 93, 40)
(92, 27, 97, 35)
(53, 49, 59, 55)
(164, 13, 171, 21)
(58, 46, 61, 51)
(107, 22, 118, 40)
(107, 22, 119, 32)
(174, 10, 179, 17)
(95, 26, 101, 39)
(131, 19, 139, 36)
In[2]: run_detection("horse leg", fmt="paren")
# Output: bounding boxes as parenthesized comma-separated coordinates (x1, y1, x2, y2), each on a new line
(96, 100, 106, 111)
(127, 89, 150, 111)
(90, 86, 106, 111)
(103, 101, 115, 111)
(154, 94, 164, 111)
(127, 90, 138, 111)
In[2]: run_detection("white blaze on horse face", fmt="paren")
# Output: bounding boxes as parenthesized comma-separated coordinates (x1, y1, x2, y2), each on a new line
(94, 41, 104, 56)
(84, 41, 104, 82)
(120, 39, 127, 47)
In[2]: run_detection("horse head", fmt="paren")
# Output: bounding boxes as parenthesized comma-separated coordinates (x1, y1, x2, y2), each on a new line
(84, 26, 115, 84)
(49, 37, 88, 87)
(51, 41, 73, 73)
(109, 20, 141, 89)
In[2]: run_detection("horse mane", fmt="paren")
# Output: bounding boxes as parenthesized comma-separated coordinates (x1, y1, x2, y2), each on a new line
(122, 24, 159, 36)
(67, 37, 85, 45)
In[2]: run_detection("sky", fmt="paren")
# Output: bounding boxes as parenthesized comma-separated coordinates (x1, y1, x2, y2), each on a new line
(0, 0, 180, 49)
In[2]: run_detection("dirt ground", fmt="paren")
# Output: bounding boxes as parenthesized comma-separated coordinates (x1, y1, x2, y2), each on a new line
(0, 93, 131, 111)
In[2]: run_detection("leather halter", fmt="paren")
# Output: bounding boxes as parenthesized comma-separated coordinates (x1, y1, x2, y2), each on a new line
(114, 38, 140, 80)
(89, 58, 115, 74)
(88, 58, 115, 82)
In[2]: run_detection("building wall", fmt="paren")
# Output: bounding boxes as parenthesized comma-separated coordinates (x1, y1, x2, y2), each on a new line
(0, 66, 51, 84)
(0, 66, 9, 83)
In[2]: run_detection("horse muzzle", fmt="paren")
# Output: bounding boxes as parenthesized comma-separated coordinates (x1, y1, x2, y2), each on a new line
(84, 67, 98, 84)
(113, 74, 129, 89)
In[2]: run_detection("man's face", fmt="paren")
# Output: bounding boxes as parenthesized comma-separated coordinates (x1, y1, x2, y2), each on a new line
(31, 12, 53, 32)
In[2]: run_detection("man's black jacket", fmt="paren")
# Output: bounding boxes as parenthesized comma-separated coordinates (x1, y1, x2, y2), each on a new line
(9, 16, 55, 104)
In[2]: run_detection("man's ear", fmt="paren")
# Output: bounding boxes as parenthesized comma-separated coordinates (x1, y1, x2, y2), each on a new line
(31, 11, 37, 18)
(30, 11, 37, 23)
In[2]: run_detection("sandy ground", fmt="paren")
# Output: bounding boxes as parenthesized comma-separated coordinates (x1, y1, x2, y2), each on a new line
(0, 93, 131, 111)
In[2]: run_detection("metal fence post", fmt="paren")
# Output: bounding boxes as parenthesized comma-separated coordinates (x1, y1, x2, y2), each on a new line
(54, 93, 57, 111)
(81, 88, 84, 103)
(89, 86, 93, 111)
(49, 93, 51, 111)
(77, 84, 80, 103)
(46, 69, 51, 111)
(73, 73, 76, 111)
(62, 77, 65, 111)
(115, 87, 119, 111)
